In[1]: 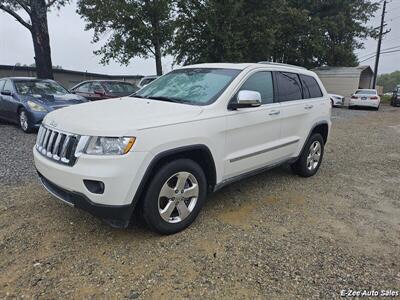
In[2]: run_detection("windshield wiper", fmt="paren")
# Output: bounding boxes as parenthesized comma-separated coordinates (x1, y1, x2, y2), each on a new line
(147, 96, 186, 103)
(130, 93, 147, 98)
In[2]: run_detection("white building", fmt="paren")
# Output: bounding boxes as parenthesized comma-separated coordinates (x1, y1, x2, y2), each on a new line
(313, 66, 374, 99)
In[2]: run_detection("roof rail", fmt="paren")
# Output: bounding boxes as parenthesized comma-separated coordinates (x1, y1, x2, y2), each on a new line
(257, 61, 307, 70)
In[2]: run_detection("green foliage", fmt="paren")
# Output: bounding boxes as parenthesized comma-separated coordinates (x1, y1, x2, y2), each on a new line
(173, 0, 379, 68)
(377, 71, 400, 92)
(77, 0, 174, 75)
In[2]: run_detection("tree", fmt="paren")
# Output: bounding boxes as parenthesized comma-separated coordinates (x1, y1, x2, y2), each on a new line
(172, 0, 379, 68)
(77, 0, 174, 76)
(0, 0, 70, 79)
(377, 71, 400, 92)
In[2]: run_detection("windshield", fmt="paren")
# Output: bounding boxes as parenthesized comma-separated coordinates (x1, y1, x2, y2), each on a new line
(15, 80, 68, 96)
(355, 90, 376, 95)
(103, 82, 138, 94)
(134, 68, 241, 105)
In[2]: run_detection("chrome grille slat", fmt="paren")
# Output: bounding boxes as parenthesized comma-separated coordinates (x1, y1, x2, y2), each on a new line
(52, 133, 62, 160)
(41, 130, 51, 154)
(60, 135, 71, 163)
(46, 131, 56, 157)
(35, 125, 80, 166)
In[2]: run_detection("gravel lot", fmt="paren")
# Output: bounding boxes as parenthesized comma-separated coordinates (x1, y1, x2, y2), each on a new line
(1, 105, 399, 299)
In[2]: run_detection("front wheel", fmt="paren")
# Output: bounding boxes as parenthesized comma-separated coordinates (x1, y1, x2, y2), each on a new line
(142, 159, 207, 234)
(19, 108, 34, 133)
(291, 133, 324, 177)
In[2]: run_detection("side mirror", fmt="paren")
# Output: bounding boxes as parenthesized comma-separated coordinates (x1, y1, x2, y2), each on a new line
(1, 90, 12, 96)
(229, 90, 262, 110)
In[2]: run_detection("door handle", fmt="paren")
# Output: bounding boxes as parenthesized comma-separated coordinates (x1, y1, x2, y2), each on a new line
(304, 105, 314, 110)
(269, 110, 280, 116)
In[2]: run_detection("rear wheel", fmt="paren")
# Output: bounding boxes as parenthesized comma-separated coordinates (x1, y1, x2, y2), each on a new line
(18, 108, 34, 133)
(142, 159, 207, 234)
(291, 133, 324, 177)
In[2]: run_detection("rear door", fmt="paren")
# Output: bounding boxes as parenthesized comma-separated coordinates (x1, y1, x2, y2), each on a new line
(224, 71, 283, 179)
(274, 72, 321, 158)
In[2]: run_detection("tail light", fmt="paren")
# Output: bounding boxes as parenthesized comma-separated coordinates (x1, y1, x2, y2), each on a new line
(370, 96, 378, 100)
(351, 96, 358, 99)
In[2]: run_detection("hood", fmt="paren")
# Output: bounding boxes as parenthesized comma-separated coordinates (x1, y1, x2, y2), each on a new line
(43, 97, 204, 136)
(26, 93, 87, 107)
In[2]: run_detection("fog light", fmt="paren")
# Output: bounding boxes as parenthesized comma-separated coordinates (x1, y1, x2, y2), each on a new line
(83, 180, 105, 194)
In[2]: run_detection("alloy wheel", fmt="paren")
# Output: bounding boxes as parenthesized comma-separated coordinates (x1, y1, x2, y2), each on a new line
(158, 171, 199, 223)
(306, 141, 321, 171)
(19, 111, 28, 131)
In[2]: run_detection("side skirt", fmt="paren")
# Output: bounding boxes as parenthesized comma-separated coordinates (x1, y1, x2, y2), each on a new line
(213, 157, 298, 192)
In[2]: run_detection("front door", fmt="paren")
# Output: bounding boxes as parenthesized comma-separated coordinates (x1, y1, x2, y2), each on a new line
(223, 71, 283, 180)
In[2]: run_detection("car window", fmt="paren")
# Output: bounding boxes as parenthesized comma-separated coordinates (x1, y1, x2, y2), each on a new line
(75, 82, 91, 93)
(141, 78, 156, 86)
(103, 82, 138, 94)
(275, 72, 303, 102)
(239, 72, 274, 104)
(3, 80, 14, 92)
(0, 80, 5, 91)
(300, 75, 323, 99)
(14, 80, 67, 95)
(355, 90, 376, 95)
(91, 82, 105, 93)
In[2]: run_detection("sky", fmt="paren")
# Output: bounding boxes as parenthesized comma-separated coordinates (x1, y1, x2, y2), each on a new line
(0, 1, 399, 76)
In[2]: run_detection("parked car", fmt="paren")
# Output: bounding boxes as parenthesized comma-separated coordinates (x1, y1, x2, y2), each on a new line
(0, 77, 87, 133)
(349, 89, 380, 110)
(137, 76, 159, 89)
(390, 87, 400, 107)
(329, 93, 345, 107)
(34, 63, 331, 234)
(70, 80, 139, 101)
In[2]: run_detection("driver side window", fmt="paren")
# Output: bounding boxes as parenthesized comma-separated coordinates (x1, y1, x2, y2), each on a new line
(239, 72, 274, 104)
(76, 82, 91, 93)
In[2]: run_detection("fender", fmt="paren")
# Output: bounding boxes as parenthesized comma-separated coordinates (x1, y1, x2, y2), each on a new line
(298, 120, 330, 156)
(129, 144, 217, 212)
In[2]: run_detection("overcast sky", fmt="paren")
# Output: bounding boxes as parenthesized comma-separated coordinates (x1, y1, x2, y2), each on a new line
(0, 1, 399, 76)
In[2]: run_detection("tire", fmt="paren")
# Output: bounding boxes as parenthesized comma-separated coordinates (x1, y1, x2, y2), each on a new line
(142, 159, 207, 234)
(291, 133, 324, 177)
(18, 108, 34, 133)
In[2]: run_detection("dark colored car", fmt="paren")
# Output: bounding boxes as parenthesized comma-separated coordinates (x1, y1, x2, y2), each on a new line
(70, 80, 139, 101)
(0, 77, 87, 133)
(391, 87, 400, 107)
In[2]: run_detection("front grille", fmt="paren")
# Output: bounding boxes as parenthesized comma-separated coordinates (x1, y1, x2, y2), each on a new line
(35, 125, 80, 166)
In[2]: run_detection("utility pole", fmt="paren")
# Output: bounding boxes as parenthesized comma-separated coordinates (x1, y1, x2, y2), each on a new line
(372, 0, 387, 89)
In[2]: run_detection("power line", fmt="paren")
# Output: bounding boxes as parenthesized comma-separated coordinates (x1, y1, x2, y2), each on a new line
(359, 48, 400, 63)
(358, 44, 400, 59)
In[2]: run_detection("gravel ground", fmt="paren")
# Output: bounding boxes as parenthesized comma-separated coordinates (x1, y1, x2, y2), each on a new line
(1, 105, 399, 299)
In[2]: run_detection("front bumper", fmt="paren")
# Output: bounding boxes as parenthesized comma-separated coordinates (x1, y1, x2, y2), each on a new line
(34, 147, 152, 206)
(391, 99, 400, 107)
(38, 172, 132, 228)
(349, 99, 380, 108)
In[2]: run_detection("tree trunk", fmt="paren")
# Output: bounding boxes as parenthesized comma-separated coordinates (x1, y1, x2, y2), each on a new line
(154, 42, 163, 76)
(30, 0, 53, 79)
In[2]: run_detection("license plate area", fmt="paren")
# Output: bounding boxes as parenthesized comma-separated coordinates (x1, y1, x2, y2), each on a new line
(361, 97, 367, 100)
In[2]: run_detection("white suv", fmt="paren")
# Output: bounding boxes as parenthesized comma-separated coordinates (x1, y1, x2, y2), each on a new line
(34, 63, 331, 234)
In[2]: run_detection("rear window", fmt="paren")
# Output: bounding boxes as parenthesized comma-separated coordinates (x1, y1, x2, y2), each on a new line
(300, 75, 323, 98)
(275, 72, 302, 102)
(355, 90, 376, 95)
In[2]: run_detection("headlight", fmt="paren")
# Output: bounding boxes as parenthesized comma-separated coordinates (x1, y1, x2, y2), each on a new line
(85, 137, 136, 155)
(27, 101, 47, 112)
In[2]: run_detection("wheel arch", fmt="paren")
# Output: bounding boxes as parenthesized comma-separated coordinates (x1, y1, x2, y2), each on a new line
(130, 144, 217, 215)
